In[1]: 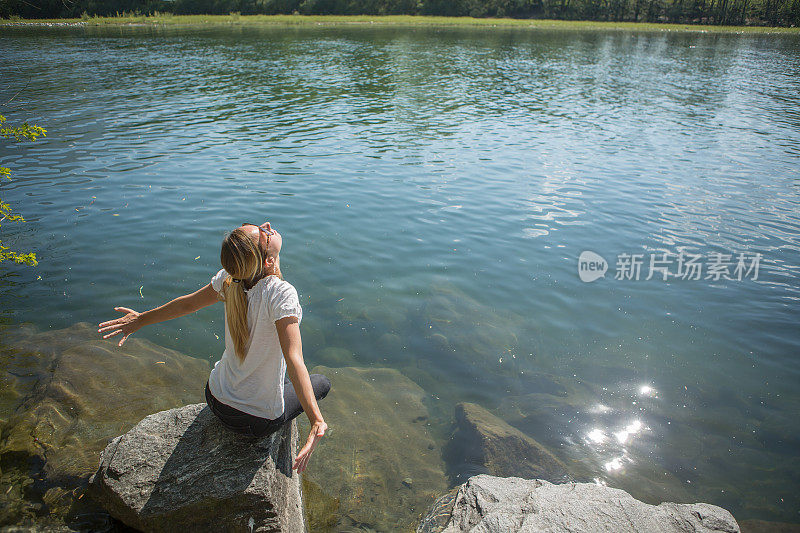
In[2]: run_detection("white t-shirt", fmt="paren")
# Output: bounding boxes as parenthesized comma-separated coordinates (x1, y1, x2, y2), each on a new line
(207, 268, 303, 419)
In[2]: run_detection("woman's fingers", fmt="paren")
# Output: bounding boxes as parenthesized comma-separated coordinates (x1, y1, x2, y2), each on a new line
(293, 451, 309, 472)
(98, 322, 122, 333)
(294, 440, 316, 471)
(99, 308, 140, 342)
(99, 307, 136, 329)
(297, 451, 311, 472)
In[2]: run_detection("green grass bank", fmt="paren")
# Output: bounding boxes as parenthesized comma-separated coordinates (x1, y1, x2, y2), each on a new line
(2, 14, 798, 33)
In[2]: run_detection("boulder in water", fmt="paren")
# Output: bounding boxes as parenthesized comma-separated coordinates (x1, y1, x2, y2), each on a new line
(419, 474, 740, 533)
(446, 402, 570, 484)
(88, 403, 304, 532)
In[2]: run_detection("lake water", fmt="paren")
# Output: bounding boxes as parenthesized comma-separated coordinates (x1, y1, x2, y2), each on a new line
(1, 23, 799, 530)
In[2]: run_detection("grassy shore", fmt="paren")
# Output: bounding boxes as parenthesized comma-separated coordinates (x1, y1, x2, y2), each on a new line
(2, 14, 798, 33)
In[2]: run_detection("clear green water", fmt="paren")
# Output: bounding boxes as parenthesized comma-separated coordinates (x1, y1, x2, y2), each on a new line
(1, 24, 799, 527)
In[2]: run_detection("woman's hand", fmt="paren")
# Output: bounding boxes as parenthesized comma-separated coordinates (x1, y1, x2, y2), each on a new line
(98, 307, 142, 346)
(293, 420, 327, 473)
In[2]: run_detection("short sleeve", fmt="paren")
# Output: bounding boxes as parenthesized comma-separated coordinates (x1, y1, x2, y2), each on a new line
(270, 282, 303, 324)
(211, 268, 228, 294)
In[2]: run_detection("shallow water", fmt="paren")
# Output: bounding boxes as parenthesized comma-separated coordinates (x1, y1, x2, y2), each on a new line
(1, 24, 799, 528)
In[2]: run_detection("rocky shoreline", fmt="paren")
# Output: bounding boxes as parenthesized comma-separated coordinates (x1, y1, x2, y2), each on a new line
(0, 322, 791, 532)
(82, 401, 740, 533)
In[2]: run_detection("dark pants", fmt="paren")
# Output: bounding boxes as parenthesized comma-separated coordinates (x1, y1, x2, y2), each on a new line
(205, 374, 331, 439)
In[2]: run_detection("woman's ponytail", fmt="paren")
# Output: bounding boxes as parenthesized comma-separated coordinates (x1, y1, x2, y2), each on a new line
(222, 276, 250, 363)
(220, 228, 263, 363)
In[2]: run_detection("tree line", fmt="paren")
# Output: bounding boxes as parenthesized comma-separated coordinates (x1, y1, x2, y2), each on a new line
(1, 0, 797, 28)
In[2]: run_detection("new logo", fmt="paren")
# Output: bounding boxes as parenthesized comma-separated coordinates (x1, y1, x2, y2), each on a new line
(578, 251, 608, 282)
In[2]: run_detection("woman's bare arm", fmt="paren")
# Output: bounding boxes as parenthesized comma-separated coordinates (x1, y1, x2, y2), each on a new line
(276, 316, 327, 473)
(98, 283, 220, 346)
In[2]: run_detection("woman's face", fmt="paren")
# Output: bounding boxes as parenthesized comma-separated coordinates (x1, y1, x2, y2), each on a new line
(242, 222, 282, 258)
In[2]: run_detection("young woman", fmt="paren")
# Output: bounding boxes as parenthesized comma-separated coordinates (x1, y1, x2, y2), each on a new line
(97, 222, 329, 473)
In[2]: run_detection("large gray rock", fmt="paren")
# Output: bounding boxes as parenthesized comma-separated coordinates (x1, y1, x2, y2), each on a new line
(446, 403, 570, 485)
(88, 403, 304, 533)
(418, 475, 740, 533)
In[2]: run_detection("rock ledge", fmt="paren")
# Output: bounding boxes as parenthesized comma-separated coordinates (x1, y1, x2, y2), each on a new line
(418, 474, 740, 533)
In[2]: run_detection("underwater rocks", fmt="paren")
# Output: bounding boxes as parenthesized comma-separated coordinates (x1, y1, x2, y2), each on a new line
(446, 402, 570, 485)
(418, 474, 741, 533)
(738, 520, 800, 533)
(302, 476, 340, 532)
(0, 322, 211, 481)
(0, 322, 211, 528)
(418, 284, 525, 390)
(300, 365, 448, 531)
(88, 403, 303, 532)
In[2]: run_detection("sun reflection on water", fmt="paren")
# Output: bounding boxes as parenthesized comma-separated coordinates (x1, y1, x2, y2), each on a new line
(614, 419, 644, 445)
(604, 456, 627, 472)
(578, 383, 658, 478)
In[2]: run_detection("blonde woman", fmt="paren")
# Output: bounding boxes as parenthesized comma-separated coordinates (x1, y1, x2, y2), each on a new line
(98, 222, 329, 473)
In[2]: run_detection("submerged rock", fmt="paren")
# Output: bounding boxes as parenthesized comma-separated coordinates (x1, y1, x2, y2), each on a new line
(300, 365, 448, 531)
(1, 322, 210, 481)
(419, 284, 525, 387)
(302, 477, 339, 533)
(0, 322, 211, 528)
(419, 474, 741, 533)
(313, 346, 359, 367)
(88, 403, 303, 532)
(417, 488, 459, 533)
(0, 524, 78, 532)
(446, 402, 570, 484)
(0, 323, 93, 426)
(738, 519, 800, 533)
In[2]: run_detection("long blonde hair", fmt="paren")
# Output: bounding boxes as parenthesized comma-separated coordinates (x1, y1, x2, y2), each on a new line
(220, 228, 264, 363)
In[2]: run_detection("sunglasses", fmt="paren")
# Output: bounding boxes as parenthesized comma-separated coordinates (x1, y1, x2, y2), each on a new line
(243, 222, 274, 256)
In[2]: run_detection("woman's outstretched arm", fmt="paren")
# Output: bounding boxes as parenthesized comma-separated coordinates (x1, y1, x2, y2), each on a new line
(276, 316, 327, 473)
(98, 283, 220, 346)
